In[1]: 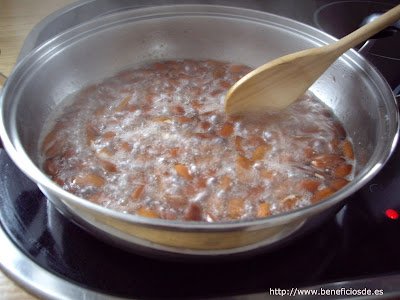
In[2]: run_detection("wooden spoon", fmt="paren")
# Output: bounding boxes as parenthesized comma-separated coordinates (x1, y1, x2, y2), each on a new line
(225, 4, 400, 115)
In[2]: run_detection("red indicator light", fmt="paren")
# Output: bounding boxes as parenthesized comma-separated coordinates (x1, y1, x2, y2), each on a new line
(385, 209, 399, 220)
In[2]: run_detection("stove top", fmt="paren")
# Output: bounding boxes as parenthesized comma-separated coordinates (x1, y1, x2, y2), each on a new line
(1, 1, 400, 299)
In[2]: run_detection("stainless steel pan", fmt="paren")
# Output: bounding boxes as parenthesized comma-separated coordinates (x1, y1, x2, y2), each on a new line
(0, 5, 398, 257)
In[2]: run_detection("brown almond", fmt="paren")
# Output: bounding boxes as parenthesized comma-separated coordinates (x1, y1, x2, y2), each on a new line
(115, 96, 131, 111)
(217, 123, 234, 138)
(341, 140, 354, 160)
(219, 81, 231, 89)
(73, 174, 105, 187)
(311, 187, 336, 203)
(99, 159, 118, 173)
(102, 131, 116, 139)
(303, 147, 316, 159)
(248, 186, 265, 198)
(174, 116, 193, 123)
(43, 159, 59, 176)
(228, 197, 245, 219)
(93, 105, 106, 117)
(145, 93, 155, 104)
(213, 67, 225, 79)
(196, 177, 208, 189)
(195, 133, 216, 139)
(151, 117, 170, 122)
(299, 179, 321, 193)
(131, 185, 145, 200)
(119, 142, 132, 152)
(127, 104, 138, 112)
(234, 136, 245, 153)
(171, 105, 185, 115)
(311, 153, 345, 170)
(137, 206, 160, 219)
(192, 100, 204, 110)
(256, 202, 271, 218)
(183, 203, 203, 221)
(200, 121, 211, 130)
(252, 144, 271, 161)
(169, 148, 182, 158)
(220, 174, 232, 191)
(174, 164, 193, 181)
(210, 89, 223, 97)
(331, 178, 350, 190)
(237, 155, 252, 170)
(333, 164, 353, 178)
(279, 195, 300, 211)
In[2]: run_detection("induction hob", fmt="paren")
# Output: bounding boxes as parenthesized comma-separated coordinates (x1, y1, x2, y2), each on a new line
(1, 1, 400, 299)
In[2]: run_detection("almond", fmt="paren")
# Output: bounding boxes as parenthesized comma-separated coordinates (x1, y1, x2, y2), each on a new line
(279, 194, 300, 211)
(331, 178, 350, 190)
(217, 123, 234, 138)
(174, 116, 193, 123)
(237, 155, 252, 170)
(115, 96, 131, 111)
(234, 136, 244, 153)
(219, 81, 231, 89)
(131, 185, 145, 200)
(43, 159, 59, 176)
(341, 140, 354, 160)
(311, 153, 345, 170)
(299, 179, 320, 193)
(183, 203, 203, 221)
(251, 144, 271, 161)
(151, 117, 170, 122)
(311, 187, 336, 203)
(73, 174, 105, 187)
(228, 197, 245, 219)
(99, 159, 118, 173)
(333, 164, 353, 178)
(256, 202, 271, 218)
(174, 164, 194, 180)
(220, 174, 232, 191)
(137, 207, 160, 219)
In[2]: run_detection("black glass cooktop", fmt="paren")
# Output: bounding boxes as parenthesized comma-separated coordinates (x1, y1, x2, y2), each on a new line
(1, 0, 400, 299)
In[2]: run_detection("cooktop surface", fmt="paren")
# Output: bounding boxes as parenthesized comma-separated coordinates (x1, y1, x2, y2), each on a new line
(1, 1, 399, 299)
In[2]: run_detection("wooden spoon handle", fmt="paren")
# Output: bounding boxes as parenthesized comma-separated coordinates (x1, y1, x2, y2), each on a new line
(224, 4, 400, 115)
(329, 4, 400, 54)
